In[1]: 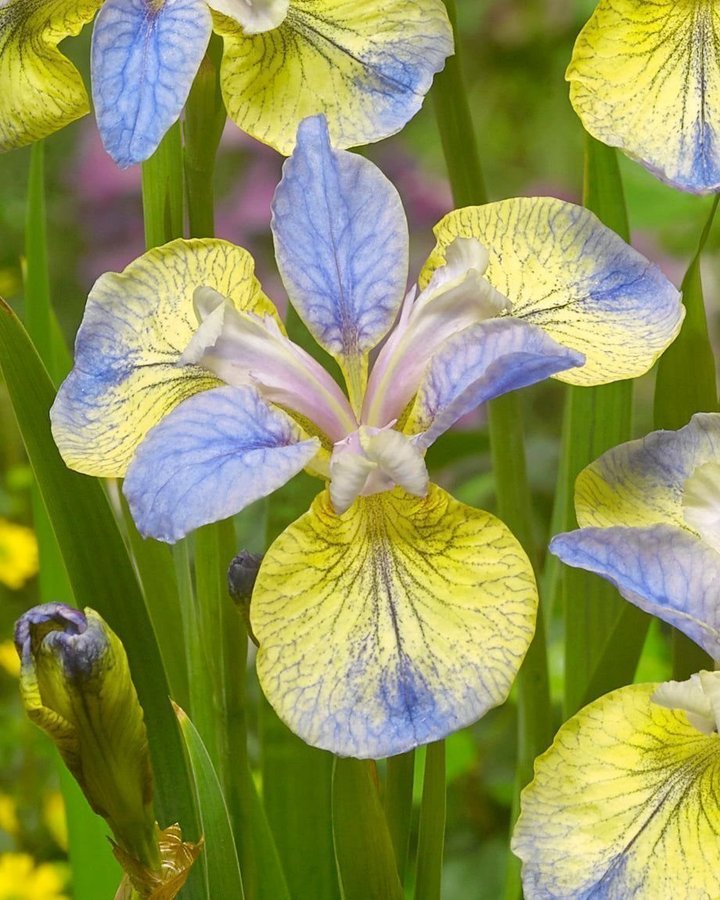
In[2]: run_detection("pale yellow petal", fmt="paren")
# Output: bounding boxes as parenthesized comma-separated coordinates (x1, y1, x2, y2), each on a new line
(513, 683, 720, 899)
(0, 0, 100, 151)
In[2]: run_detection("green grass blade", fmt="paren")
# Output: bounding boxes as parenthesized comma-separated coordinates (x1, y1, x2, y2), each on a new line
(413, 742, 446, 900)
(120, 496, 189, 710)
(141, 122, 185, 248)
(332, 759, 404, 900)
(260, 698, 340, 900)
(654, 196, 719, 679)
(384, 751, 415, 885)
(433, 9, 550, 898)
(432, 0, 487, 207)
(176, 705, 245, 899)
(560, 134, 642, 718)
(24, 138, 124, 898)
(0, 301, 203, 897)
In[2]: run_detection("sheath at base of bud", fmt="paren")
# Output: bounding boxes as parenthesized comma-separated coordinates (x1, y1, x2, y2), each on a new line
(228, 550, 263, 645)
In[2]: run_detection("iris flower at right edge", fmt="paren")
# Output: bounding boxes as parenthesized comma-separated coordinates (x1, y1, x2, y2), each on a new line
(513, 414, 720, 898)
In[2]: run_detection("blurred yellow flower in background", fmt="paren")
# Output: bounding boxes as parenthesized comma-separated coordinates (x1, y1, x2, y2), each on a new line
(0, 642, 19, 678)
(0, 853, 68, 899)
(42, 794, 67, 853)
(0, 520, 38, 590)
(0, 796, 19, 837)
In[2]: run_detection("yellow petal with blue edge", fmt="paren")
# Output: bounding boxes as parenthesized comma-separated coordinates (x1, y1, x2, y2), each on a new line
(568, 1, 720, 194)
(512, 683, 720, 899)
(252, 484, 537, 759)
(213, 0, 453, 155)
(573, 412, 720, 529)
(0, 0, 101, 151)
(421, 198, 683, 386)
(51, 239, 277, 478)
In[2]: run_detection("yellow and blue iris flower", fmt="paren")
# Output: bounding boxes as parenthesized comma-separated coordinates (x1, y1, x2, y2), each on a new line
(568, 1, 720, 194)
(514, 414, 720, 898)
(0, 0, 452, 166)
(51, 116, 683, 758)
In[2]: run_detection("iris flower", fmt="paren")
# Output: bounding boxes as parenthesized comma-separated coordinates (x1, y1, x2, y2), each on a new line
(514, 414, 720, 898)
(0, 0, 452, 167)
(51, 116, 682, 758)
(568, 0, 720, 193)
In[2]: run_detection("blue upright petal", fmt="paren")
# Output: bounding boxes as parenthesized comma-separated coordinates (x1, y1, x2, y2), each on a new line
(124, 385, 320, 543)
(271, 115, 410, 367)
(408, 319, 584, 449)
(551, 525, 720, 659)
(91, 0, 211, 167)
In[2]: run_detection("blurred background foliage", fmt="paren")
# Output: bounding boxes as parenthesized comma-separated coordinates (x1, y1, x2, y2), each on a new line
(0, 0, 711, 896)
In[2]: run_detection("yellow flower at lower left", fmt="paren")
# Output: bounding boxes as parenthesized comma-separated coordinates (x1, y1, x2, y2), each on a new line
(0, 519, 38, 590)
(0, 853, 68, 900)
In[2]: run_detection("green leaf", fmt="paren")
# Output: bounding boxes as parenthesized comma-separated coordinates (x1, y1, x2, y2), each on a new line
(654, 195, 719, 679)
(0, 301, 204, 898)
(260, 699, 340, 900)
(413, 742, 446, 900)
(176, 704, 245, 899)
(559, 133, 642, 718)
(384, 751, 415, 885)
(332, 758, 404, 900)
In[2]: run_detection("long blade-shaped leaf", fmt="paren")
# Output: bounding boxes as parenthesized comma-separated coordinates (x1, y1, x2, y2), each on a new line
(332, 759, 404, 900)
(0, 301, 203, 897)
(176, 705, 244, 899)
(654, 195, 719, 679)
(559, 134, 641, 717)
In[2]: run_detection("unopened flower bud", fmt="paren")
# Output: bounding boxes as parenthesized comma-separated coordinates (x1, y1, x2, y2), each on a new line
(227, 550, 263, 645)
(15, 603, 159, 872)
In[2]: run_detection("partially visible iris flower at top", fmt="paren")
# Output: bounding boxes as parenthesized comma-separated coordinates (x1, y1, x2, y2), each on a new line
(514, 414, 720, 898)
(51, 115, 682, 759)
(0, 0, 452, 166)
(568, 0, 720, 193)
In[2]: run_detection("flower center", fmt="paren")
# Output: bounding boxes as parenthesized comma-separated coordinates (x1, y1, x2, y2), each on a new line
(204, 0, 290, 34)
(652, 670, 720, 735)
(328, 426, 429, 514)
(682, 460, 720, 553)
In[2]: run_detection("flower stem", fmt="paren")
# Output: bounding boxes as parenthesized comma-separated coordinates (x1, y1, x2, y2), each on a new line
(384, 751, 415, 885)
(413, 742, 446, 900)
(433, 6, 552, 897)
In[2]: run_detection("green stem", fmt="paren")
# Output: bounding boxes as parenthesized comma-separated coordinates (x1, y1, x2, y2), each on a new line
(433, 7, 552, 897)
(384, 751, 415, 885)
(433, 0, 487, 208)
(184, 34, 226, 239)
(413, 742, 446, 900)
(655, 195, 719, 680)
(547, 136, 643, 721)
(25, 140, 123, 898)
(141, 122, 184, 247)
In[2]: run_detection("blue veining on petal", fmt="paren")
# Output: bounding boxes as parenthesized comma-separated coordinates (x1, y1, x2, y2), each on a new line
(413, 319, 583, 449)
(352, 27, 453, 139)
(124, 385, 320, 542)
(550, 525, 720, 659)
(271, 115, 409, 361)
(91, 0, 211, 167)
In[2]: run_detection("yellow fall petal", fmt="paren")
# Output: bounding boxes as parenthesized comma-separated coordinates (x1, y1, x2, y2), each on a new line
(568, 1, 720, 194)
(252, 484, 537, 759)
(421, 198, 682, 386)
(0, 0, 101, 152)
(51, 239, 278, 478)
(214, 0, 452, 155)
(574, 412, 720, 530)
(513, 683, 720, 899)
